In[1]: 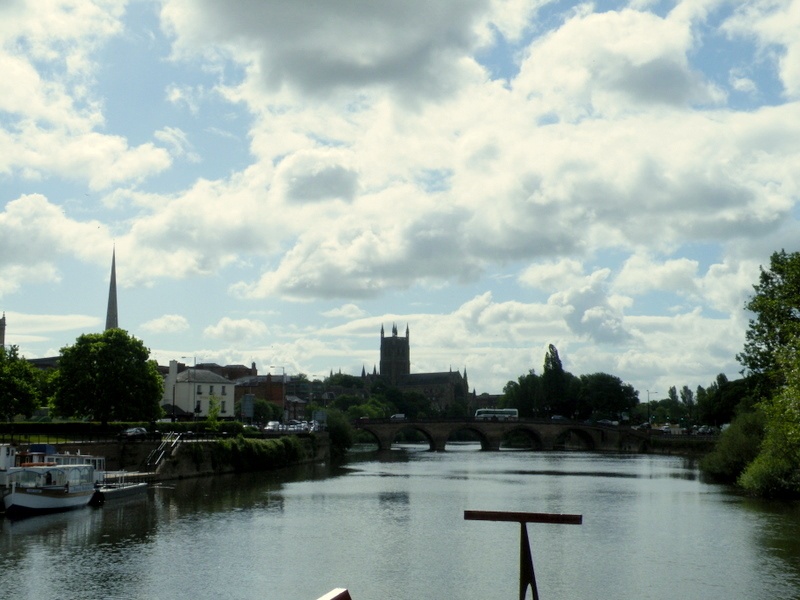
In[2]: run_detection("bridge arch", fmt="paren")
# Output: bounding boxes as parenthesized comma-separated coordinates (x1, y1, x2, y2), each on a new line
(353, 419, 650, 452)
(552, 427, 597, 451)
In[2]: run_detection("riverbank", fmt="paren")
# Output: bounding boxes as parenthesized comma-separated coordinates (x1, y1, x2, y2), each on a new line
(49, 433, 330, 481)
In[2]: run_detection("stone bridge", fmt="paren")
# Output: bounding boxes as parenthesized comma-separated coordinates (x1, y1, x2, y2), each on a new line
(353, 418, 651, 452)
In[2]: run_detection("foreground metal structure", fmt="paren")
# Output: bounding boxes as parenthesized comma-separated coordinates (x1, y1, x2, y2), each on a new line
(464, 510, 583, 600)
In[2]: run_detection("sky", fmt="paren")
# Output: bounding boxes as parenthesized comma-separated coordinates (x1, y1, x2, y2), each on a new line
(2, 0, 800, 398)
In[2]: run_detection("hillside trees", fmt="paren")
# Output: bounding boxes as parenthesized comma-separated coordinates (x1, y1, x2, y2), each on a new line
(53, 329, 163, 425)
(0, 346, 40, 421)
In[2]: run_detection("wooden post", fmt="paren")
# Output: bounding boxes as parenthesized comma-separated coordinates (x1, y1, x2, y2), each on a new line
(464, 510, 582, 600)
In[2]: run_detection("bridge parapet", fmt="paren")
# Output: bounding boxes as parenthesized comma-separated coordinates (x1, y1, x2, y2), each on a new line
(353, 418, 650, 452)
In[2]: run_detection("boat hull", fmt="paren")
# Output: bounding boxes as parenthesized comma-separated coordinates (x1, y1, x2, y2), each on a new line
(90, 482, 148, 505)
(3, 484, 95, 517)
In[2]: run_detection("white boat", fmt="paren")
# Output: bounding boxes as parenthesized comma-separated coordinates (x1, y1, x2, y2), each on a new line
(3, 464, 96, 517)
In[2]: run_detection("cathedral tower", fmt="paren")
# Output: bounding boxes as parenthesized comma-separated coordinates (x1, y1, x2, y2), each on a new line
(379, 323, 410, 387)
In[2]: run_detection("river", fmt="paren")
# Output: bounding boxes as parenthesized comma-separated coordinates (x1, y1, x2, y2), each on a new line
(1, 445, 799, 600)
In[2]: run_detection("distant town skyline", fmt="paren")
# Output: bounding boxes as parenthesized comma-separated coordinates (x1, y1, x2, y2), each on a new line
(3, 1, 800, 395)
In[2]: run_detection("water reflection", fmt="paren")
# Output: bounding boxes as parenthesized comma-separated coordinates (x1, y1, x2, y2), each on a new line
(0, 452, 798, 600)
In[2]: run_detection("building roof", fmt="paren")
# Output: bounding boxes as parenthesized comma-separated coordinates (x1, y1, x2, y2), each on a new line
(401, 372, 465, 385)
(176, 369, 234, 384)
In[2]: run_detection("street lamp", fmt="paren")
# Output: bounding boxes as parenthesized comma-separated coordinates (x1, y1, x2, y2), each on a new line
(647, 390, 658, 426)
(270, 365, 286, 421)
(183, 356, 197, 421)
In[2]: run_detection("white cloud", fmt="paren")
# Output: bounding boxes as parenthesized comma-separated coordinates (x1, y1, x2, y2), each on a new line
(3, 1, 797, 397)
(322, 304, 367, 320)
(154, 127, 201, 163)
(203, 317, 269, 343)
(141, 314, 190, 334)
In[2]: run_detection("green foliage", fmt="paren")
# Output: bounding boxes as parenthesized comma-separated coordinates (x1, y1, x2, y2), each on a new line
(324, 408, 353, 460)
(696, 374, 761, 426)
(738, 249, 800, 392)
(542, 344, 566, 410)
(326, 373, 364, 389)
(207, 395, 221, 424)
(0, 346, 40, 421)
(738, 346, 800, 498)
(53, 329, 163, 425)
(700, 411, 765, 483)
(331, 393, 366, 413)
(210, 436, 309, 472)
(503, 371, 543, 418)
(578, 372, 638, 421)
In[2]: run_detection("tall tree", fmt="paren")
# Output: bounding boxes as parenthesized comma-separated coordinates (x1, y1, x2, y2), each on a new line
(680, 385, 695, 423)
(737, 249, 800, 390)
(0, 346, 40, 421)
(54, 329, 163, 425)
(542, 344, 571, 416)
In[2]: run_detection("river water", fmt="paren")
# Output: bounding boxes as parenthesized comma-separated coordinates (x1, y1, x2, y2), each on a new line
(1, 444, 799, 600)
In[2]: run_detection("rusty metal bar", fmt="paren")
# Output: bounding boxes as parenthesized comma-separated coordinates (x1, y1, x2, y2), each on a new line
(465, 510, 583, 600)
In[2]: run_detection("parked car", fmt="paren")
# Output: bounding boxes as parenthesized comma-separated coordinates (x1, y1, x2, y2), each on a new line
(265, 421, 282, 432)
(117, 427, 147, 441)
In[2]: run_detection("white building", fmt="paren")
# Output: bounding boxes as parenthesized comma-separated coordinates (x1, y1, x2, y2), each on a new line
(162, 360, 235, 420)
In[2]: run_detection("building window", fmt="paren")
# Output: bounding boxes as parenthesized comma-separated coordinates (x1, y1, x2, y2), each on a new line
(210, 385, 214, 395)
(221, 401, 227, 413)
(197, 385, 202, 395)
(195, 401, 201, 413)
(221, 386, 227, 396)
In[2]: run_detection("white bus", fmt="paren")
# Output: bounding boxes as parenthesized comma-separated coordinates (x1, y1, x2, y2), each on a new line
(474, 408, 519, 421)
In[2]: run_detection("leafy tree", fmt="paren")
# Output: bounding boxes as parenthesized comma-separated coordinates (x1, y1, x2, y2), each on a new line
(738, 345, 800, 498)
(395, 391, 435, 419)
(542, 345, 566, 412)
(737, 249, 800, 391)
(503, 370, 543, 418)
(0, 346, 40, 421)
(579, 373, 638, 421)
(695, 374, 759, 426)
(680, 385, 695, 424)
(53, 329, 163, 425)
(325, 408, 353, 460)
(326, 373, 364, 389)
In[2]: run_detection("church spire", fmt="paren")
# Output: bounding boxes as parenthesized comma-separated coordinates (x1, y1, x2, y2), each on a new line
(105, 247, 118, 330)
(0, 312, 5, 348)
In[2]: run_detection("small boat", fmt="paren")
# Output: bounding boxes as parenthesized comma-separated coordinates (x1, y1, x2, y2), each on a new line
(90, 471, 148, 505)
(3, 464, 96, 517)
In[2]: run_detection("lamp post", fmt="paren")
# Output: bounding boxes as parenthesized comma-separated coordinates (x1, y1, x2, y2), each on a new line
(647, 390, 657, 427)
(183, 356, 197, 421)
(271, 365, 286, 421)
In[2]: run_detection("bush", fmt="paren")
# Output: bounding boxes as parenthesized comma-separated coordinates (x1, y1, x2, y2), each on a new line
(699, 410, 765, 483)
